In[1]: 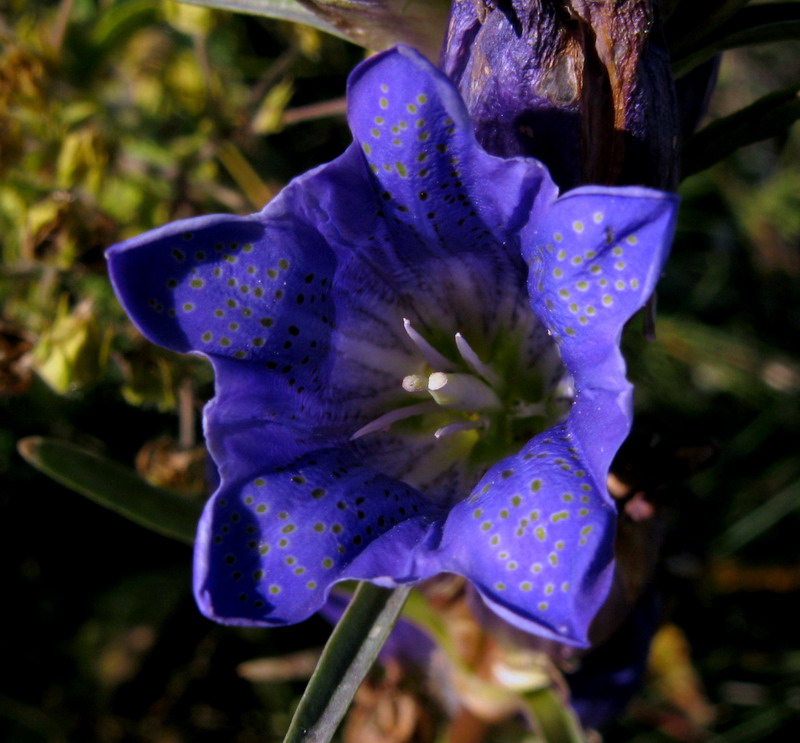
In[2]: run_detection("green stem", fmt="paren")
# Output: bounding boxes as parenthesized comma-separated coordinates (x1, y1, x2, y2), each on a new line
(283, 582, 412, 743)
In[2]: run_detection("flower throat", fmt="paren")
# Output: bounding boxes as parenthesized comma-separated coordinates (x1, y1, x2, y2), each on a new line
(351, 316, 572, 485)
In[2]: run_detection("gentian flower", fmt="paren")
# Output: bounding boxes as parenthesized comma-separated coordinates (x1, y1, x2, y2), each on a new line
(107, 46, 677, 646)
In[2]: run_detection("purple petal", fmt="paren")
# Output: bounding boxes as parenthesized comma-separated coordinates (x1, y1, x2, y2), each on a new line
(344, 45, 557, 261)
(106, 207, 337, 399)
(433, 424, 615, 646)
(524, 187, 678, 367)
(523, 187, 677, 470)
(194, 447, 444, 626)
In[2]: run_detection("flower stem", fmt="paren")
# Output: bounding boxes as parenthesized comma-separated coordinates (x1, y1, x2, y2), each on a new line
(282, 583, 413, 743)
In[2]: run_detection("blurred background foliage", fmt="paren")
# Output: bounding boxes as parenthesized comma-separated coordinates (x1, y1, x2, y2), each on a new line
(1, 0, 799, 741)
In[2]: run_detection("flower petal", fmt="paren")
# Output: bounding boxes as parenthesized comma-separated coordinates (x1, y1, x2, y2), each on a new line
(523, 186, 678, 474)
(106, 210, 337, 369)
(194, 447, 444, 626)
(106, 47, 561, 449)
(433, 423, 615, 646)
(106, 182, 419, 447)
(106, 45, 680, 646)
(346, 46, 558, 255)
(524, 186, 678, 372)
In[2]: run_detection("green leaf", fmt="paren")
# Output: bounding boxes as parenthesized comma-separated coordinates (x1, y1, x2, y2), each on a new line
(682, 81, 800, 178)
(282, 582, 411, 743)
(715, 476, 800, 556)
(181, 0, 345, 38)
(180, 0, 450, 58)
(673, 3, 800, 77)
(17, 437, 202, 544)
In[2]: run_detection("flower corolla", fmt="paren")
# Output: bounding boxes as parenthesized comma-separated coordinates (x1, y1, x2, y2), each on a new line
(107, 46, 677, 646)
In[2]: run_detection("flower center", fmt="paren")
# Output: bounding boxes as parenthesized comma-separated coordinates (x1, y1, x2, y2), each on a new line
(351, 317, 572, 489)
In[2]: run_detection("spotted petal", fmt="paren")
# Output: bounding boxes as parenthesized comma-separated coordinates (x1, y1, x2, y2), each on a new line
(107, 46, 559, 458)
(524, 186, 678, 370)
(434, 425, 614, 645)
(194, 447, 444, 625)
(523, 186, 678, 475)
(346, 44, 557, 250)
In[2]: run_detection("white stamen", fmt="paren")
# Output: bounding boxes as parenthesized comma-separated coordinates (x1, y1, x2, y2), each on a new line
(350, 401, 438, 440)
(403, 318, 455, 370)
(455, 332, 502, 387)
(402, 374, 428, 393)
(434, 420, 482, 439)
(428, 372, 502, 412)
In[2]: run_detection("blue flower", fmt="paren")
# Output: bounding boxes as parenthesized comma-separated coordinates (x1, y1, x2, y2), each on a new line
(107, 46, 677, 646)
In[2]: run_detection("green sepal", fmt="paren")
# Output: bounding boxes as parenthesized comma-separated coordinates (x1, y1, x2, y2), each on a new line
(682, 81, 800, 178)
(283, 582, 412, 743)
(17, 437, 202, 545)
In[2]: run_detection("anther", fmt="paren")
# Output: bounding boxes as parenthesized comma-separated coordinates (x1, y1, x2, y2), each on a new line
(402, 374, 428, 393)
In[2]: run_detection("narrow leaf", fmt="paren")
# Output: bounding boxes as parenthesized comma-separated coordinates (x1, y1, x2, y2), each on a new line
(673, 3, 800, 77)
(283, 582, 412, 743)
(181, 0, 346, 40)
(715, 477, 800, 556)
(181, 0, 450, 59)
(18, 437, 202, 544)
(666, 0, 748, 56)
(682, 81, 800, 178)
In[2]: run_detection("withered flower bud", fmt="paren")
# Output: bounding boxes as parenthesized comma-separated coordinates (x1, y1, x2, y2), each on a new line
(441, 0, 680, 190)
